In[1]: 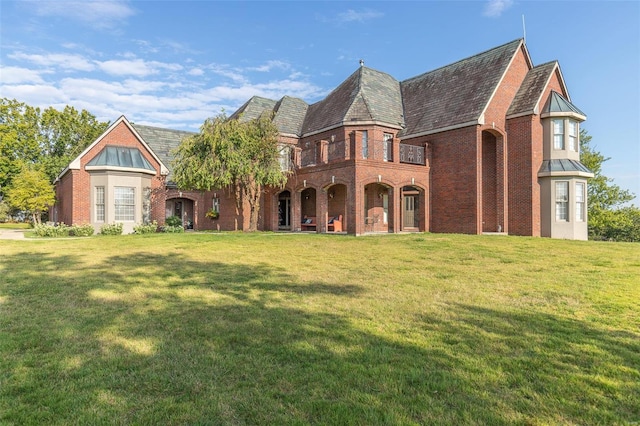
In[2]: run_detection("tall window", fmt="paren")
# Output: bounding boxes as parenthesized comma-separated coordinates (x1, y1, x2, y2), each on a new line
(383, 133, 393, 162)
(212, 197, 220, 214)
(95, 186, 105, 222)
(114, 186, 135, 221)
(553, 119, 565, 150)
(575, 182, 585, 222)
(555, 181, 569, 221)
(362, 130, 369, 159)
(278, 145, 291, 171)
(569, 121, 578, 152)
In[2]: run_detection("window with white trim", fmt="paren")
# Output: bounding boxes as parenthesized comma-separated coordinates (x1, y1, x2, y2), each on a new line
(95, 186, 105, 222)
(569, 121, 579, 152)
(114, 186, 135, 221)
(553, 119, 565, 150)
(383, 133, 393, 162)
(362, 130, 369, 159)
(278, 144, 291, 171)
(555, 181, 569, 221)
(575, 182, 585, 222)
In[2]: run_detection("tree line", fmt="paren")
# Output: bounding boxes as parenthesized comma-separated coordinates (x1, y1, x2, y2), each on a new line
(0, 97, 638, 241)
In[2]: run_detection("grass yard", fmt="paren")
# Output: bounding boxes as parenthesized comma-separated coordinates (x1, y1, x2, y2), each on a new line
(1, 232, 638, 425)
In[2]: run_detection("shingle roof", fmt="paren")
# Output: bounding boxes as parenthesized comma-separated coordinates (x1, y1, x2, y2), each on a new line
(400, 39, 524, 137)
(273, 96, 308, 136)
(507, 61, 558, 117)
(541, 91, 586, 118)
(132, 124, 196, 178)
(231, 96, 278, 122)
(86, 146, 155, 171)
(302, 66, 403, 135)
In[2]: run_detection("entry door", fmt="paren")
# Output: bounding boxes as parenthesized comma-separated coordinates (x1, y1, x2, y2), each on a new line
(403, 195, 418, 229)
(278, 197, 291, 229)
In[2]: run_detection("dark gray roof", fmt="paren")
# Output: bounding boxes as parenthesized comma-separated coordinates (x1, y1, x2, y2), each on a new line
(231, 96, 278, 122)
(273, 96, 308, 136)
(539, 159, 593, 174)
(541, 91, 586, 117)
(132, 124, 196, 177)
(302, 66, 403, 135)
(507, 61, 557, 117)
(400, 39, 524, 137)
(86, 146, 155, 171)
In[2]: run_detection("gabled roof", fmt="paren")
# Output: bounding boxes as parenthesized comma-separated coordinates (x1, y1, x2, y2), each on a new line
(56, 115, 170, 182)
(132, 124, 196, 179)
(507, 61, 559, 118)
(400, 39, 526, 137)
(273, 96, 308, 136)
(86, 146, 155, 173)
(302, 66, 403, 135)
(540, 91, 586, 121)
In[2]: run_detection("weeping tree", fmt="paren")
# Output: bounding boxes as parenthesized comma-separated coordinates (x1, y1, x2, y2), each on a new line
(172, 112, 288, 232)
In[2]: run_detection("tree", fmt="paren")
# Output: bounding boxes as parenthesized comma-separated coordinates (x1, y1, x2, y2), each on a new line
(4, 166, 55, 224)
(0, 98, 109, 198)
(580, 129, 639, 241)
(172, 112, 288, 232)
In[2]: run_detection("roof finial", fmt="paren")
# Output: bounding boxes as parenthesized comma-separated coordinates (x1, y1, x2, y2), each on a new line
(359, 59, 364, 67)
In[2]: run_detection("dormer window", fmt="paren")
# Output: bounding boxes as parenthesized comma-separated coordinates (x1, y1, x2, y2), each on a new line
(553, 119, 564, 150)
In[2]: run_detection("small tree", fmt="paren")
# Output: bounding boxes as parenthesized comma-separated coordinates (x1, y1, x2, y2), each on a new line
(4, 166, 55, 224)
(173, 112, 288, 232)
(580, 129, 639, 241)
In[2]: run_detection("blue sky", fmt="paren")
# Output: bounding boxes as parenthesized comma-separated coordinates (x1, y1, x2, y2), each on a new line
(1, 1, 638, 200)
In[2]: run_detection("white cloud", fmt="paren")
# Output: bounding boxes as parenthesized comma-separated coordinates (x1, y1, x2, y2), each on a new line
(0, 67, 45, 84)
(337, 9, 383, 23)
(28, 0, 136, 29)
(188, 68, 205, 76)
(8, 52, 95, 72)
(97, 59, 183, 77)
(248, 60, 291, 73)
(483, 0, 513, 18)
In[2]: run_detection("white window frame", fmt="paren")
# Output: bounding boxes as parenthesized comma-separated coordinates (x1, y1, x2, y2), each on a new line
(362, 130, 369, 159)
(575, 182, 585, 222)
(383, 133, 393, 162)
(553, 119, 565, 150)
(114, 186, 135, 221)
(569, 121, 579, 152)
(95, 186, 105, 222)
(555, 181, 569, 222)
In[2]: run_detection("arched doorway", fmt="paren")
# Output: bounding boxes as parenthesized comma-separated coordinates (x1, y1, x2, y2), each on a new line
(166, 197, 194, 229)
(278, 190, 292, 230)
(364, 183, 390, 233)
(327, 183, 347, 232)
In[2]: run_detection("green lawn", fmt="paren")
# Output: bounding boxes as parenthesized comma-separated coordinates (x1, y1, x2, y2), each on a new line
(1, 233, 638, 425)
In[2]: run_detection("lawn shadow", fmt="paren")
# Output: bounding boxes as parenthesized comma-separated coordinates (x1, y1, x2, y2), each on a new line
(1, 251, 638, 424)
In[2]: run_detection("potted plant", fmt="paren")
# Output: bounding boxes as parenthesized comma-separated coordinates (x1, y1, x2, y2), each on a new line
(205, 208, 219, 220)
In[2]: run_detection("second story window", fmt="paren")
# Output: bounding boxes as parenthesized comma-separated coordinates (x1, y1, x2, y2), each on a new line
(383, 133, 393, 162)
(278, 145, 291, 171)
(362, 130, 369, 159)
(553, 119, 564, 150)
(569, 121, 579, 152)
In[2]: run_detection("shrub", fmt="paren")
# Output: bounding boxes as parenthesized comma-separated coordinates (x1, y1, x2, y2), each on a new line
(133, 221, 158, 234)
(100, 223, 123, 235)
(33, 223, 69, 237)
(165, 215, 182, 227)
(161, 225, 184, 233)
(69, 224, 95, 237)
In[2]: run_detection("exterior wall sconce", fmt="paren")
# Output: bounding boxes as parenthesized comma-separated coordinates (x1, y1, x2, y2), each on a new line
(329, 191, 335, 199)
(331, 176, 335, 184)
(377, 175, 382, 183)
(331, 135, 335, 143)
(303, 179, 307, 187)
(378, 191, 384, 198)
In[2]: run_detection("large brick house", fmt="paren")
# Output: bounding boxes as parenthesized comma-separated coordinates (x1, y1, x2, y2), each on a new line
(53, 39, 593, 239)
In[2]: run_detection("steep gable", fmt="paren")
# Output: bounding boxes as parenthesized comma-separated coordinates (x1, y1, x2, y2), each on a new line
(400, 39, 524, 137)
